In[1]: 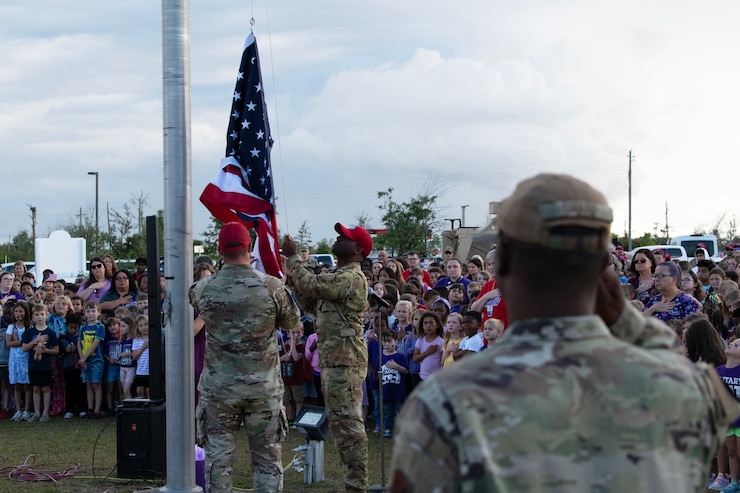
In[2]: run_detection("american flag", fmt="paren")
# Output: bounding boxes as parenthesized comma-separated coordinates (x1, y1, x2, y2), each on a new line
(200, 33, 282, 277)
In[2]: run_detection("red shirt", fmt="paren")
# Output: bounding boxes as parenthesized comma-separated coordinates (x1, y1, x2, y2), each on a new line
(402, 269, 432, 288)
(475, 279, 508, 328)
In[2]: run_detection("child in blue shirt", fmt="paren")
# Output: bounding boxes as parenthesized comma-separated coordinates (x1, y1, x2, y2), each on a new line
(59, 313, 85, 417)
(20, 304, 59, 422)
(103, 317, 121, 414)
(380, 330, 409, 438)
(77, 301, 105, 419)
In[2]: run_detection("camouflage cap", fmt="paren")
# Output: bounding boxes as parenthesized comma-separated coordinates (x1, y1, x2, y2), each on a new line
(495, 173, 613, 251)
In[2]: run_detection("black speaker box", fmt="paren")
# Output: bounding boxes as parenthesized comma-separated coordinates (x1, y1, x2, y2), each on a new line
(116, 399, 166, 478)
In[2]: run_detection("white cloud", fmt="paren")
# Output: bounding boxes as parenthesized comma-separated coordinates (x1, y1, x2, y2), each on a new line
(3, 0, 740, 248)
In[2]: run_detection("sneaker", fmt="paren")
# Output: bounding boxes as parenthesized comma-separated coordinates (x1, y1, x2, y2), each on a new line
(64, 412, 74, 419)
(722, 480, 740, 493)
(39, 415, 50, 423)
(0, 408, 8, 419)
(711, 474, 731, 491)
(27, 414, 39, 423)
(11, 410, 23, 421)
(20, 411, 32, 421)
(384, 429, 392, 438)
(79, 411, 87, 418)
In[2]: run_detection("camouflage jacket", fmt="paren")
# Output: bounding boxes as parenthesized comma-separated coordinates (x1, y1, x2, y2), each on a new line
(189, 263, 300, 399)
(286, 255, 368, 368)
(390, 303, 740, 493)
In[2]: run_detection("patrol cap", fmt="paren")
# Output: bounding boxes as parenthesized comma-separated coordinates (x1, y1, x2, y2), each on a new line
(218, 222, 251, 252)
(495, 173, 613, 251)
(335, 223, 373, 258)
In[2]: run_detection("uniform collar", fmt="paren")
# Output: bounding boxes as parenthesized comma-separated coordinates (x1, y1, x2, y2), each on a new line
(501, 315, 611, 343)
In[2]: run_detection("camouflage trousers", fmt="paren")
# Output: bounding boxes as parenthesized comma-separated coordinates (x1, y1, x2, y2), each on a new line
(196, 392, 287, 493)
(322, 366, 368, 492)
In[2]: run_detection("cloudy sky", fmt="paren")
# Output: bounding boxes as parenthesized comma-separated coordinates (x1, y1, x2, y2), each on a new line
(2, 1, 739, 251)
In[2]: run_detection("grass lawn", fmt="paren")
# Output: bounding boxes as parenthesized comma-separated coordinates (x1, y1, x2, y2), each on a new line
(0, 414, 393, 492)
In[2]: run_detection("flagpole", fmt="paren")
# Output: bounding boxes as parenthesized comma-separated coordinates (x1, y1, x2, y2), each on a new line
(158, 0, 199, 492)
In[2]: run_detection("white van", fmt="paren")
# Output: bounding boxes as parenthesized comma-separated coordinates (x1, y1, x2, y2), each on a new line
(670, 234, 720, 260)
(627, 245, 688, 263)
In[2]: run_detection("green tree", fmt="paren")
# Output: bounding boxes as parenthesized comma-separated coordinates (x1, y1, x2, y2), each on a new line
(375, 187, 439, 256)
(611, 232, 663, 250)
(201, 217, 224, 258)
(295, 221, 312, 249)
(315, 239, 332, 254)
(2, 230, 35, 261)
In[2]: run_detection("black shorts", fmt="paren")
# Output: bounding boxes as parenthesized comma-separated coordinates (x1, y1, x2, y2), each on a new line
(134, 375, 149, 388)
(28, 370, 53, 388)
(0, 366, 8, 384)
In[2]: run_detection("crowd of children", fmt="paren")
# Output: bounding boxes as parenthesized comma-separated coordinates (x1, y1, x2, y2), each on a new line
(0, 259, 156, 422)
(0, 251, 505, 438)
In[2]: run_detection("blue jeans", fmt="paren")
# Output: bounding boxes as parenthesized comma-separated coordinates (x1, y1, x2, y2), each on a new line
(383, 400, 404, 433)
(81, 360, 104, 384)
(370, 388, 380, 426)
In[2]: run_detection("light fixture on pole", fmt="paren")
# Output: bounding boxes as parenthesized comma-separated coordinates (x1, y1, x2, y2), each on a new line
(461, 205, 469, 227)
(88, 171, 99, 253)
(293, 405, 330, 483)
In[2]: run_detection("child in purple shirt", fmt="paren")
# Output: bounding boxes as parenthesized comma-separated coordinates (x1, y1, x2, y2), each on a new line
(413, 312, 443, 382)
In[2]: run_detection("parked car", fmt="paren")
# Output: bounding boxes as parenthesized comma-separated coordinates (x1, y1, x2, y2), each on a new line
(1, 261, 36, 275)
(626, 245, 688, 264)
(670, 234, 721, 260)
(310, 254, 336, 268)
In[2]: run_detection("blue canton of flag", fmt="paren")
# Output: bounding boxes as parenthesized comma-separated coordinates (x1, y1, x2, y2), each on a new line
(200, 33, 282, 277)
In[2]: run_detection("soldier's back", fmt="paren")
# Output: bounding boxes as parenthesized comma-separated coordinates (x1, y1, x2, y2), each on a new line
(193, 264, 292, 397)
(392, 315, 724, 493)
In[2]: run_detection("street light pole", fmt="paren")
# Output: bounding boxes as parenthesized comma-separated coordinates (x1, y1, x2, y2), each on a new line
(88, 171, 99, 253)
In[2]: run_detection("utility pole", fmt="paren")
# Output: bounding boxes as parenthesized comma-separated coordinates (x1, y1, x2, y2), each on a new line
(78, 207, 83, 228)
(664, 202, 669, 244)
(106, 202, 112, 252)
(87, 172, 99, 253)
(627, 150, 633, 251)
(28, 204, 37, 241)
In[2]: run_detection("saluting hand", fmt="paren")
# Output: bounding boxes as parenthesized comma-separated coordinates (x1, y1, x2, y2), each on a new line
(595, 265, 625, 326)
(281, 235, 297, 258)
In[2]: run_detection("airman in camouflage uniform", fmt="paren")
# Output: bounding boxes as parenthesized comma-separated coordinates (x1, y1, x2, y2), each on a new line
(190, 222, 300, 493)
(390, 174, 740, 493)
(282, 223, 373, 493)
